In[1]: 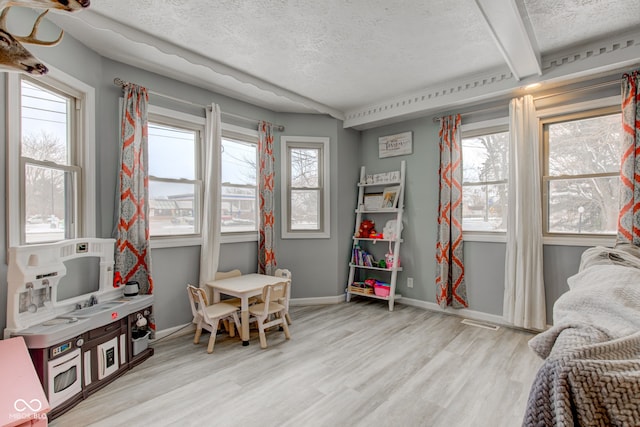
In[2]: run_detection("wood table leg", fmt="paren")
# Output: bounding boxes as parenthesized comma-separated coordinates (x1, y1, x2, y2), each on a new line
(241, 297, 250, 346)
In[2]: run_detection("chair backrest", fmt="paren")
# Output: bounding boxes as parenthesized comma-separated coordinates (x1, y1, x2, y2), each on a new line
(274, 268, 291, 280)
(261, 281, 288, 308)
(187, 284, 209, 317)
(215, 269, 241, 280)
(273, 269, 291, 307)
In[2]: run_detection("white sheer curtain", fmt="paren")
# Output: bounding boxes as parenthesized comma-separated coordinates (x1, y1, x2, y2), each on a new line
(503, 95, 546, 330)
(199, 104, 222, 300)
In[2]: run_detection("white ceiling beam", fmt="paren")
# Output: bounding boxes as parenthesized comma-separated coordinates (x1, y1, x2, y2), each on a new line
(473, 0, 541, 81)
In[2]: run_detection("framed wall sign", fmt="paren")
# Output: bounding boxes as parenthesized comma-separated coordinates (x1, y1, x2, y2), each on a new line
(378, 131, 412, 158)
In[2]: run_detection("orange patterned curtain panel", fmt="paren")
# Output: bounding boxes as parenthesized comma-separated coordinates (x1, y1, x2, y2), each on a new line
(114, 83, 153, 295)
(258, 121, 277, 275)
(617, 70, 640, 245)
(435, 114, 468, 308)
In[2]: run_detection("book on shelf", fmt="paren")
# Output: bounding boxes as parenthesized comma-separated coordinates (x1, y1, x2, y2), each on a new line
(351, 246, 377, 267)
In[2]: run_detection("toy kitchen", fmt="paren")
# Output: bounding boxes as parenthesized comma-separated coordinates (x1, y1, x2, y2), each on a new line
(3, 238, 154, 420)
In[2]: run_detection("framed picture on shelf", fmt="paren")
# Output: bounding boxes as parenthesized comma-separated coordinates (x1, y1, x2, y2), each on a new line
(382, 186, 400, 208)
(364, 193, 383, 210)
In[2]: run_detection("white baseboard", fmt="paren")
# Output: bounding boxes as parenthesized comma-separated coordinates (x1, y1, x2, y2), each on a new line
(291, 294, 512, 328)
(154, 322, 195, 341)
(290, 295, 346, 306)
(397, 297, 511, 328)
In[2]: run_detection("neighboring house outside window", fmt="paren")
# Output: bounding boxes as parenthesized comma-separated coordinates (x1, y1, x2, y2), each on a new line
(147, 107, 203, 242)
(542, 106, 622, 237)
(221, 125, 258, 240)
(461, 120, 509, 237)
(6, 71, 96, 246)
(281, 136, 330, 239)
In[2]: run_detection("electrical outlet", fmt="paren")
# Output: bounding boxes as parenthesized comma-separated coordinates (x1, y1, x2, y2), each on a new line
(407, 277, 414, 288)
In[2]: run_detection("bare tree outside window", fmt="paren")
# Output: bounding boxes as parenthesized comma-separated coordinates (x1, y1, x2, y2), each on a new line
(462, 130, 509, 232)
(289, 147, 321, 230)
(23, 132, 66, 220)
(544, 111, 621, 235)
(281, 136, 330, 239)
(21, 79, 74, 243)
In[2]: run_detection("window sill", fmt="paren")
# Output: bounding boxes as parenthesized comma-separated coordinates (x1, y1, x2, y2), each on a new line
(543, 234, 615, 247)
(150, 236, 202, 249)
(220, 232, 258, 243)
(462, 231, 506, 243)
(282, 231, 330, 239)
(149, 232, 258, 248)
(463, 231, 616, 247)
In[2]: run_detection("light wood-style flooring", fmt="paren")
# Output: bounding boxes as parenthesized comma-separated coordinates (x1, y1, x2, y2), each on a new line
(50, 300, 541, 427)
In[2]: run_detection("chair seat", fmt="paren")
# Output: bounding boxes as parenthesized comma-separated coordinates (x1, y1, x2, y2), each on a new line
(204, 302, 240, 318)
(224, 296, 258, 307)
(249, 301, 285, 316)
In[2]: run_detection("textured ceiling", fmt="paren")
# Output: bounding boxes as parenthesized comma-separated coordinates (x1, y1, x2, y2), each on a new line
(523, 0, 640, 52)
(47, 0, 640, 129)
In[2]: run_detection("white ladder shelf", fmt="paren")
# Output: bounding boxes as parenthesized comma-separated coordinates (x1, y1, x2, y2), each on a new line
(346, 160, 406, 311)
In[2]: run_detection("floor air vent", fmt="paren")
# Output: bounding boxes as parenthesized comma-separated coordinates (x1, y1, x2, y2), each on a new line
(461, 319, 500, 331)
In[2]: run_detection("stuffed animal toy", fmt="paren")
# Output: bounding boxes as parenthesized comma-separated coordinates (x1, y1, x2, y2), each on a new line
(357, 219, 376, 238)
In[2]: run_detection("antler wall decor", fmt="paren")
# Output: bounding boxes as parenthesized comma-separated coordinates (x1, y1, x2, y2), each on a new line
(0, 0, 90, 75)
(0, 1, 90, 12)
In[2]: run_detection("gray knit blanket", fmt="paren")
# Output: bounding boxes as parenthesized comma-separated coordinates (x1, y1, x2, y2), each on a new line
(523, 245, 640, 427)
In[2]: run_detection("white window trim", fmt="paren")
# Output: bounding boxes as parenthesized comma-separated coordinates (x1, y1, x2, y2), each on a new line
(220, 232, 258, 244)
(461, 117, 508, 134)
(461, 117, 509, 242)
(461, 233, 615, 247)
(536, 96, 619, 119)
(463, 231, 507, 243)
(220, 123, 259, 244)
(6, 67, 96, 248)
(147, 105, 205, 249)
(543, 234, 616, 247)
(281, 136, 330, 239)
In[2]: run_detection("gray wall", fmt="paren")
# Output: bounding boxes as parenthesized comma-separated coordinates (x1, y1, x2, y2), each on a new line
(361, 117, 441, 303)
(273, 114, 360, 299)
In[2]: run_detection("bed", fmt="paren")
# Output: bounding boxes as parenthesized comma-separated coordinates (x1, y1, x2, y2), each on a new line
(523, 243, 640, 427)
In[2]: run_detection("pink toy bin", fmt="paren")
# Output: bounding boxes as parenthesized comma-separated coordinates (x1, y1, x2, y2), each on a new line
(374, 283, 391, 297)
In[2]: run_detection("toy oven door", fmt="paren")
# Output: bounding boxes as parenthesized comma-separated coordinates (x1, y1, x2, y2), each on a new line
(47, 347, 82, 408)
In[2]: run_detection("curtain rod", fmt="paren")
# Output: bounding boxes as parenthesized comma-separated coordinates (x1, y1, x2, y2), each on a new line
(432, 104, 506, 123)
(113, 78, 285, 131)
(432, 78, 620, 123)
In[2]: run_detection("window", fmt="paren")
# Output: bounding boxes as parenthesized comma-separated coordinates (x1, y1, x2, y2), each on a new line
(281, 136, 330, 239)
(147, 107, 203, 239)
(221, 126, 258, 235)
(542, 106, 622, 236)
(461, 125, 509, 233)
(7, 71, 95, 246)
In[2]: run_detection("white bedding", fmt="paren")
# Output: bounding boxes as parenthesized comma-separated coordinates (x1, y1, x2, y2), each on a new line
(528, 245, 640, 358)
(523, 245, 640, 426)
